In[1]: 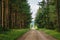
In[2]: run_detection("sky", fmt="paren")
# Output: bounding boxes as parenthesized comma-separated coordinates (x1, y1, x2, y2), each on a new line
(27, 0, 42, 21)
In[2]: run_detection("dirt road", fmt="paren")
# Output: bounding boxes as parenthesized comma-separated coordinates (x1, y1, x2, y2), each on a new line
(17, 30, 57, 40)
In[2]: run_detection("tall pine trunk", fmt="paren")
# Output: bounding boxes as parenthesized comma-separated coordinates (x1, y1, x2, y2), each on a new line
(4, 0, 9, 29)
(0, 0, 2, 26)
(2, 0, 4, 28)
(56, 0, 60, 31)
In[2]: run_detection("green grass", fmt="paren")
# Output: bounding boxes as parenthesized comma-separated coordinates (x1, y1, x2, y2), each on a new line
(39, 29, 60, 40)
(0, 29, 29, 40)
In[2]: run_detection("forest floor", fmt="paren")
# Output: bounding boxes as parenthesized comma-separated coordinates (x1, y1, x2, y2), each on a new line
(0, 29, 29, 40)
(17, 29, 57, 40)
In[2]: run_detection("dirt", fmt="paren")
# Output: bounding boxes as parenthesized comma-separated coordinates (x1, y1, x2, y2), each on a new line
(17, 29, 57, 40)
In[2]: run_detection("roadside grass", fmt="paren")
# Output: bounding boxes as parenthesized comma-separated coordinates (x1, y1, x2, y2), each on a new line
(39, 29, 60, 40)
(0, 29, 29, 40)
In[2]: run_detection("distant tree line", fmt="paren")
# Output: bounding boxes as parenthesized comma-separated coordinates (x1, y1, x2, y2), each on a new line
(35, 0, 60, 32)
(0, 0, 31, 31)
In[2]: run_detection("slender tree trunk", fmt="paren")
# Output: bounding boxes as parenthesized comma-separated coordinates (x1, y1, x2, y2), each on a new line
(5, 0, 9, 29)
(2, 0, 4, 27)
(56, 0, 60, 31)
(15, 11, 17, 28)
(9, 4, 13, 29)
(0, 0, 2, 26)
(46, 0, 50, 29)
(13, 12, 15, 28)
(11, 12, 15, 29)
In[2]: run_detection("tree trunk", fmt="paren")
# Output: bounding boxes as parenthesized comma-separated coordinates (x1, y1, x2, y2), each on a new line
(56, 0, 60, 31)
(5, 0, 9, 29)
(0, 0, 2, 26)
(2, 0, 4, 27)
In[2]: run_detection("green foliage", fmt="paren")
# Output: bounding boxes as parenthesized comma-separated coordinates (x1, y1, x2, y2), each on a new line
(8, 0, 31, 28)
(0, 25, 2, 31)
(39, 29, 60, 40)
(35, 0, 57, 30)
(0, 29, 29, 40)
(0, 26, 9, 32)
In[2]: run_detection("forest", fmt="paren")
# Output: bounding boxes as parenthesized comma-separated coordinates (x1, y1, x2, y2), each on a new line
(35, 0, 60, 32)
(0, 0, 31, 31)
(0, 0, 60, 40)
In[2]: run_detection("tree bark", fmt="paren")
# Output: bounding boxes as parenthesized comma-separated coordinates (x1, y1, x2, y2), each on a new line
(5, 0, 9, 29)
(2, 0, 4, 27)
(56, 0, 60, 31)
(0, 0, 2, 26)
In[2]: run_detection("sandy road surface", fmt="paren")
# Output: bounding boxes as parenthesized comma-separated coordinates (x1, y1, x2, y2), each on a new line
(17, 30, 57, 40)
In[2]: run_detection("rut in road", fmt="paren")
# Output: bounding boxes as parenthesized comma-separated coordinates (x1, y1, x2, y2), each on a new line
(17, 30, 57, 40)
